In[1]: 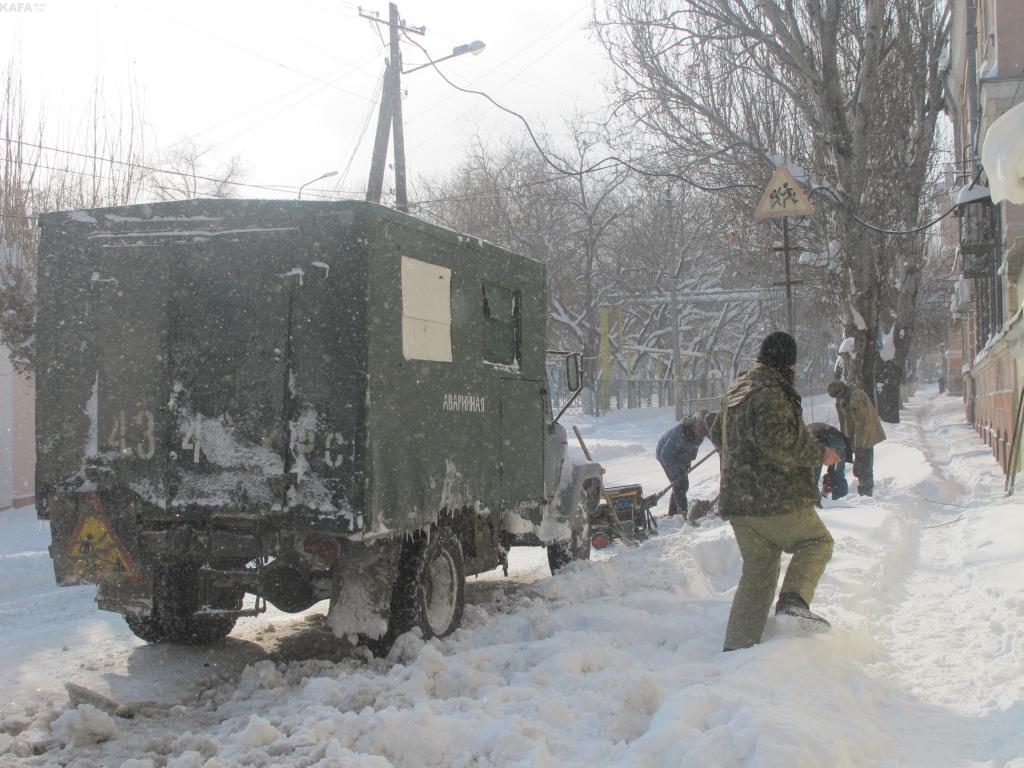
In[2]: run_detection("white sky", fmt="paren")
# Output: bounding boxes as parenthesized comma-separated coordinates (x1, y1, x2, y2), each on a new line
(2, 0, 610, 202)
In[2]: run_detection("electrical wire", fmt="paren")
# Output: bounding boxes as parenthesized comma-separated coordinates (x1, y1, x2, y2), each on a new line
(335, 68, 386, 189)
(402, 32, 760, 191)
(203, 63, 376, 153)
(184, 45, 386, 144)
(407, 27, 974, 237)
(0, 137, 365, 199)
(404, 1, 592, 133)
(137, 4, 378, 105)
(808, 185, 956, 235)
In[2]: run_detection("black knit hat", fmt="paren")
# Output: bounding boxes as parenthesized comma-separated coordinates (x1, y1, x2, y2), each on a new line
(757, 331, 798, 370)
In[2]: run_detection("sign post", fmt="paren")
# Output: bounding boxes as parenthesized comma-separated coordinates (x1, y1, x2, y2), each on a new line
(754, 165, 815, 337)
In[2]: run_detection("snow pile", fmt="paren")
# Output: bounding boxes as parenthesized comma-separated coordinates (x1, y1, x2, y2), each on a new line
(49, 704, 119, 747)
(3, 390, 1024, 766)
(0, 508, 57, 599)
(982, 100, 1024, 204)
(0, 549, 55, 599)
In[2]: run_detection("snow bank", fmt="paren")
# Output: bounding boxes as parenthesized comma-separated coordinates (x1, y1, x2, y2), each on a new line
(0, 507, 56, 599)
(5, 392, 1024, 766)
(49, 704, 119, 747)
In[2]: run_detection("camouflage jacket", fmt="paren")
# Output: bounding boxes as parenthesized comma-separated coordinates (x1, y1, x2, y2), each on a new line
(709, 363, 824, 518)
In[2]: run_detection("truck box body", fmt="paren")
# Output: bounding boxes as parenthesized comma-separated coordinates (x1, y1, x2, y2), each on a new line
(37, 200, 551, 590)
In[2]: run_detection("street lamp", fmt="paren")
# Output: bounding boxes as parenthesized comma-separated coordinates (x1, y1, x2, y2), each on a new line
(298, 171, 338, 199)
(402, 40, 485, 75)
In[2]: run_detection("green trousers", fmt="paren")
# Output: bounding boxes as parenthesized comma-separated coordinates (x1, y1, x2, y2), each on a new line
(724, 505, 834, 650)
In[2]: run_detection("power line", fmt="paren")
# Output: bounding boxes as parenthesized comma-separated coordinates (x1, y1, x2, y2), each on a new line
(137, 5, 378, 105)
(404, 30, 972, 237)
(335, 68, 386, 189)
(203, 63, 379, 154)
(404, 2, 591, 135)
(0, 137, 365, 199)
(184, 45, 386, 144)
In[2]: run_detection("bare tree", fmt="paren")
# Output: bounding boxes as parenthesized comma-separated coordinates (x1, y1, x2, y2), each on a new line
(417, 127, 788, 412)
(0, 61, 148, 374)
(418, 126, 634, 411)
(596, 0, 949, 419)
(148, 137, 245, 200)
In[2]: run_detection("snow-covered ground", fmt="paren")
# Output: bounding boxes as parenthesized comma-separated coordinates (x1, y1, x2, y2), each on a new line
(2, 388, 1023, 767)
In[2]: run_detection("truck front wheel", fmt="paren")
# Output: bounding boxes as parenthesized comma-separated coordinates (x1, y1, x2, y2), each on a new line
(547, 500, 591, 573)
(370, 526, 466, 656)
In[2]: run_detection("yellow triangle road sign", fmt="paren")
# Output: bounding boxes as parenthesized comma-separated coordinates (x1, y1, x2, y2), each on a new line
(754, 165, 815, 219)
(66, 496, 140, 582)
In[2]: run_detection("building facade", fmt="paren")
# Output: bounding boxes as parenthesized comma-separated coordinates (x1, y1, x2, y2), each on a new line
(0, 343, 34, 512)
(945, 0, 1024, 470)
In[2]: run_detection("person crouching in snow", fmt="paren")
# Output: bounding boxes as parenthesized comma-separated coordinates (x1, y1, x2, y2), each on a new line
(826, 379, 886, 496)
(807, 422, 850, 500)
(655, 412, 708, 517)
(709, 331, 839, 650)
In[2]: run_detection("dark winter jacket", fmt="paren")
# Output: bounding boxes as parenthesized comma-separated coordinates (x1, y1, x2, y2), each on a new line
(807, 423, 849, 460)
(709, 363, 825, 518)
(656, 416, 705, 483)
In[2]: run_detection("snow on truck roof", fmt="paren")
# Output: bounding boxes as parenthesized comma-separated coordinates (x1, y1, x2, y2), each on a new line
(40, 199, 538, 267)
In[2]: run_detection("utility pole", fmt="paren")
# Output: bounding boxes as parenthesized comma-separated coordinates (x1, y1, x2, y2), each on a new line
(361, 3, 424, 212)
(670, 286, 684, 420)
(754, 164, 815, 339)
(770, 218, 799, 337)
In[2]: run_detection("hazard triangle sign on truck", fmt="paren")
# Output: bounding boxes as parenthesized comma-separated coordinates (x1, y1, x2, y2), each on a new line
(65, 494, 139, 583)
(754, 165, 815, 219)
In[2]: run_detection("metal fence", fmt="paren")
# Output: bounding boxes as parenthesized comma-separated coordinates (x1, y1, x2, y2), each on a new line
(547, 369, 726, 418)
(548, 367, 836, 420)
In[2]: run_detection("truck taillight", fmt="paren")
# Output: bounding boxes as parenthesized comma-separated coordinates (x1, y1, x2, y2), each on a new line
(591, 533, 610, 550)
(303, 536, 340, 560)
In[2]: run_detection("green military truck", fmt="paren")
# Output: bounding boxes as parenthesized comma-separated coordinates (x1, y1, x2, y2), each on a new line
(35, 199, 600, 652)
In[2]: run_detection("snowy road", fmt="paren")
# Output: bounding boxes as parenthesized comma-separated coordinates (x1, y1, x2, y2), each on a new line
(2, 389, 1023, 766)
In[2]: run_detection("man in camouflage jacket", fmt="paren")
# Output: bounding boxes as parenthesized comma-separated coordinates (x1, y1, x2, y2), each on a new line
(709, 332, 839, 650)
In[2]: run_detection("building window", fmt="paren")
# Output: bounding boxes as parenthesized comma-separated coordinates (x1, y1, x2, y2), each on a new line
(482, 282, 521, 367)
(959, 197, 1003, 347)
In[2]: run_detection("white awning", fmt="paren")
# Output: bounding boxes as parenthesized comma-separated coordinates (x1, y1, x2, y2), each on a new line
(982, 100, 1024, 204)
(954, 184, 991, 206)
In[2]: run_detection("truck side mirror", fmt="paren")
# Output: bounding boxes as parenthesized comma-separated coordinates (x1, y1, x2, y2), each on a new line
(566, 353, 582, 392)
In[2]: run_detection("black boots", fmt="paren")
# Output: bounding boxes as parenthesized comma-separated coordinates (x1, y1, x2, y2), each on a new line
(775, 592, 831, 633)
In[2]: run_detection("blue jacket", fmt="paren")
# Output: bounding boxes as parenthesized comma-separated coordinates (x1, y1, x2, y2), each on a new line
(656, 417, 705, 483)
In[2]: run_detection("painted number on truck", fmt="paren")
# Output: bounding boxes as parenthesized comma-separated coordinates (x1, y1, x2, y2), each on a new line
(323, 432, 346, 468)
(105, 410, 155, 459)
(291, 429, 349, 469)
(181, 423, 202, 463)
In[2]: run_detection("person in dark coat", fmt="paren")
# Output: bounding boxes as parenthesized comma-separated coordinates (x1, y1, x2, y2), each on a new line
(709, 332, 839, 650)
(827, 379, 886, 496)
(807, 422, 849, 500)
(655, 413, 708, 517)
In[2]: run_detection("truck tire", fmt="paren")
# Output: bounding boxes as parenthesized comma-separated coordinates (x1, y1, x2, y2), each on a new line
(547, 500, 591, 573)
(123, 563, 242, 645)
(368, 526, 465, 656)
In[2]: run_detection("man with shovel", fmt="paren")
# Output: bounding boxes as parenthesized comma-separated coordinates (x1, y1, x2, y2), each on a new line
(656, 412, 710, 517)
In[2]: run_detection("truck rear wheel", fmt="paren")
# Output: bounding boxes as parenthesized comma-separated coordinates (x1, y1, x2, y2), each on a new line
(124, 563, 242, 645)
(547, 501, 591, 573)
(368, 526, 465, 656)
